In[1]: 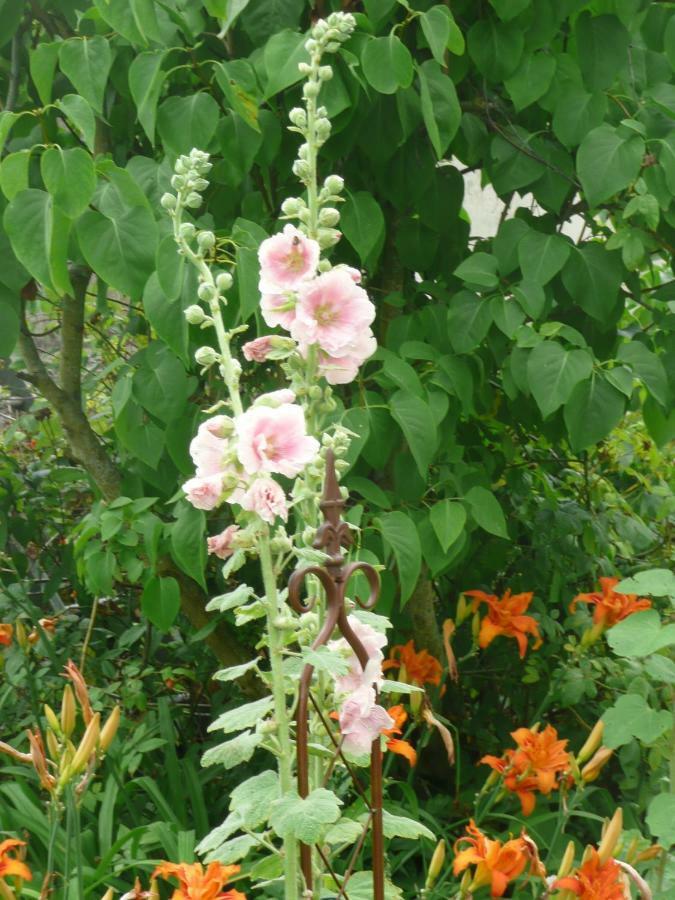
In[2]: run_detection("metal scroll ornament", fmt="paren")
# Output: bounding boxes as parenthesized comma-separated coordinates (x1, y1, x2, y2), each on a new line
(288, 450, 385, 899)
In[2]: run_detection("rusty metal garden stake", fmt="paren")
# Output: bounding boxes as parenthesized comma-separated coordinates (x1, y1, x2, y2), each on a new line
(288, 450, 385, 899)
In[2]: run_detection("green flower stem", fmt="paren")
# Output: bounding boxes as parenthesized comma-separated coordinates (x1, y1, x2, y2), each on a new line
(259, 532, 299, 899)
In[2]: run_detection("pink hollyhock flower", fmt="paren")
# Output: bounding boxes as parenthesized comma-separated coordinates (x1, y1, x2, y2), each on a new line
(242, 336, 273, 362)
(236, 403, 319, 478)
(189, 416, 232, 477)
(339, 686, 394, 756)
(331, 615, 388, 694)
(260, 291, 297, 331)
(292, 269, 376, 357)
(258, 224, 320, 292)
(317, 330, 377, 385)
(237, 477, 288, 524)
(207, 525, 240, 559)
(339, 264, 362, 283)
(255, 389, 296, 407)
(182, 474, 224, 510)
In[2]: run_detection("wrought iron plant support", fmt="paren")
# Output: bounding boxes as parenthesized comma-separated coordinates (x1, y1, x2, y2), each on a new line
(288, 450, 385, 900)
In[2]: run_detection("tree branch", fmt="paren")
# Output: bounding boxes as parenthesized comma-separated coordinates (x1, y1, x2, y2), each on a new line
(59, 268, 89, 401)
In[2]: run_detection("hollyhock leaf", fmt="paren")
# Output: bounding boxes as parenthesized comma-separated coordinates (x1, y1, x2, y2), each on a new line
(644, 655, 675, 684)
(602, 693, 671, 748)
(201, 730, 263, 768)
(341, 191, 385, 267)
(362, 34, 414, 95)
(647, 794, 675, 847)
(338, 872, 403, 900)
(382, 811, 435, 842)
(577, 124, 644, 208)
(616, 569, 675, 598)
(390, 391, 438, 478)
(58, 35, 112, 113)
(40, 147, 97, 218)
(206, 585, 256, 613)
(209, 697, 274, 735)
(141, 575, 180, 631)
(203, 833, 258, 865)
(527, 342, 593, 418)
(270, 788, 342, 843)
(418, 60, 461, 159)
(212, 659, 260, 684)
(302, 646, 350, 677)
(518, 230, 571, 284)
(171, 503, 207, 590)
(564, 373, 625, 451)
(607, 609, 675, 657)
(324, 819, 364, 845)
(56, 94, 96, 152)
(378, 510, 422, 606)
(4, 189, 72, 296)
(464, 486, 508, 539)
(429, 500, 466, 552)
(379, 680, 424, 694)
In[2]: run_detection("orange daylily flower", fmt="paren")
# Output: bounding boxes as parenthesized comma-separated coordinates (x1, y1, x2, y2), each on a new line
(382, 705, 417, 766)
(553, 849, 627, 898)
(570, 577, 651, 629)
(152, 861, 245, 900)
(0, 624, 13, 647)
(464, 589, 542, 658)
(382, 640, 443, 687)
(453, 820, 531, 897)
(0, 838, 32, 884)
(481, 725, 571, 816)
(28, 617, 57, 645)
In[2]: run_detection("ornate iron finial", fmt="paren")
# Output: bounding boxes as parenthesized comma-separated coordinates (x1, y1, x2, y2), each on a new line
(313, 449, 352, 568)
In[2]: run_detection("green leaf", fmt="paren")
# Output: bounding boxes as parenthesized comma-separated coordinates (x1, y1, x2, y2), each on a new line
(602, 693, 671, 749)
(467, 18, 523, 82)
(607, 609, 675, 658)
(616, 569, 675, 598)
(325, 819, 364, 845)
(206, 584, 255, 613)
(464, 486, 508, 539)
(389, 391, 438, 478)
(379, 510, 422, 606)
(647, 794, 675, 848)
(0, 283, 19, 357)
(58, 36, 112, 113)
(209, 697, 274, 735)
(141, 575, 181, 631)
(335, 872, 403, 900)
(0, 111, 17, 156)
(644, 395, 675, 447)
(505, 53, 556, 111)
(489, 0, 530, 20)
(56, 95, 96, 153)
(577, 124, 644, 207)
(491, 295, 525, 338)
(93, 0, 161, 45)
(617, 342, 669, 407)
(518, 230, 570, 285)
(213, 659, 260, 683)
(201, 731, 263, 769)
(527, 342, 593, 418)
(229, 769, 279, 827)
(77, 206, 157, 299)
(512, 280, 545, 319)
(0, 150, 31, 201)
(4, 190, 72, 296)
(561, 243, 624, 321)
(29, 42, 61, 105)
(128, 50, 167, 144)
(564, 373, 626, 451)
(362, 35, 414, 95)
(420, 6, 457, 65)
(575, 13, 629, 92)
(552, 87, 607, 149)
(447, 291, 493, 353)
(112, 376, 165, 467)
(171, 503, 207, 590)
(429, 500, 466, 553)
(214, 59, 260, 130)
(143, 270, 189, 364)
(341, 192, 385, 267)
(270, 789, 342, 843)
(157, 92, 220, 156)
(40, 147, 97, 218)
(132, 342, 194, 423)
(382, 811, 435, 842)
(381, 353, 424, 398)
(454, 252, 499, 289)
(263, 29, 308, 98)
(417, 60, 461, 159)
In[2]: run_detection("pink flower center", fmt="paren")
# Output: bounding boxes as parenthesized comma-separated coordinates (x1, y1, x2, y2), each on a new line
(286, 238, 306, 272)
(314, 303, 336, 326)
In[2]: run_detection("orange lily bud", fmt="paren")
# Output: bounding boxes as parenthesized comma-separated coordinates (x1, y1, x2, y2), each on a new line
(70, 712, 100, 776)
(100, 889, 114, 900)
(635, 843, 663, 862)
(624, 836, 640, 864)
(577, 719, 604, 765)
(100, 706, 121, 753)
(64, 660, 94, 725)
(61, 685, 76, 738)
(581, 622, 605, 648)
(0, 739, 32, 765)
(556, 840, 576, 878)
(28, 729, 55, 792)
(44, 704, 60, 734)
(581, 747, 613, 783)
(46, 728, 60, 761)
(471, 610, 480, 642)
(598, 808, 623, 864)
(425, 839, 446, 889)
(456, 593, 471, 625)
(14, 619, 28, 650)
(149, 879, 160, 900)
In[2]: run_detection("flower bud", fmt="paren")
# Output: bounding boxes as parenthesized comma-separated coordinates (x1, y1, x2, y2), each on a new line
(179, 222, 196, 241)
(298, 142, 310, 161)
(192, 177, 209, 191)
(160, 192, 176, 210)
(303, 81, 320, 99)
(319, 207, 340, 227)
(100, 889, 114, 900)
(598, 808, 623, 864)
(425, 839, 446, 889)
(184, 192, 202, 208)
(198, 230, 216, 251)
(44, 704, 60, 735)
(70, 712, 101, 776)
(315, 118, 332, 141)
(100, 705, 121, 752)
(281, 197, 304, 216)
(216, 271, 233, 292)
(293, 159, 311, 180)
(317, 227, 341, 249)
(197, 281, 216, 302)
(319, 65, 333, 81)
(184, 305, 207, 325)
(171, 174, 185, 190)
(304, 38, 317, 53)
(174, 158, 188, 175)
(289, 107, 307, 127)
(14, 619, 28, 650)
(556, 840, 576, 878)
(577, 719, 604, 765)
(581, 746, 613, 783)
(61, 685, 76, 738)
(195, 346, 219, 367)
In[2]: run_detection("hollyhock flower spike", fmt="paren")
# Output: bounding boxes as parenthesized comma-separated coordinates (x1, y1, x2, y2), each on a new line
(317, 330, 377, 385)
(338, 685, 394, 756)
(260, 291, 297, 331)
(235, 403, 319, 478)
(453, 820, 532, 898)
(189, 416, 232, 477)
(207, 525, 240, 560)
(330, 614, 388, 694)
(258, 224, 320, 292)
(465, 589, 542, 658)
(182, 474, 225, 511)
(570, 576, 651, 629)
(153, 861, 245, 900)
(236, 477, 288, 524)
(292, 268, 375, 357)
(0, 838, 32, 884)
